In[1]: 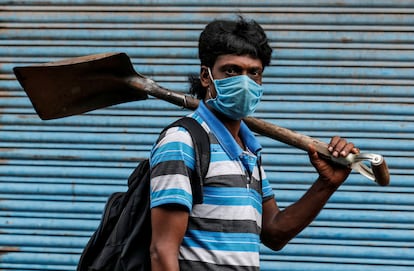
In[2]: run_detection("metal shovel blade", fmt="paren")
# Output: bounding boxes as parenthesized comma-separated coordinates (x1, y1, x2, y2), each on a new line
(13, 52, 148, 120)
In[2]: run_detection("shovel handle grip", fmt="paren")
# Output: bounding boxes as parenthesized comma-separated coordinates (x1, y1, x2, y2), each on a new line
(371, 159, 390, 186)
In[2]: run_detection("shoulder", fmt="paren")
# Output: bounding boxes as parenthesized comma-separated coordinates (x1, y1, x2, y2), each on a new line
(157, 115, 210, 148)
(157, 125, 194, 147)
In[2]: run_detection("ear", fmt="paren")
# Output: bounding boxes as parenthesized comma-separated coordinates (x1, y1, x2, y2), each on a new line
(200, 66, 210, 88)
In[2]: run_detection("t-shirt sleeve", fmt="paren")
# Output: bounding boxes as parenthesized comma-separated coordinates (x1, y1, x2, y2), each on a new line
(149, 126, 195, 211)
(260, 167, 275, 202)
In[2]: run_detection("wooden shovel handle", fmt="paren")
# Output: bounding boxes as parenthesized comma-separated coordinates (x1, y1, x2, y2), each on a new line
(129, 75, 390, 186)
(243, 116, 330, 156)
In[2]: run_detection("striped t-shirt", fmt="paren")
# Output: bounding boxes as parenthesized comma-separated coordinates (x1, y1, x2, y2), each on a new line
(150, 102, 274, 271)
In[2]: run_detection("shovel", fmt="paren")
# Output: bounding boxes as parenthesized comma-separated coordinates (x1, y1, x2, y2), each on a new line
(13, 52, 390, 186)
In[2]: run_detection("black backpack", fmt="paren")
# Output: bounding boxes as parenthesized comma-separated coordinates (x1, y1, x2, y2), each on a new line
(77, 117, 210, 271)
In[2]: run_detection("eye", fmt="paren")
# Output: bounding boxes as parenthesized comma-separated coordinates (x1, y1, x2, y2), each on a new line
(223, 65, 242, 77)
(250, 68, 262, 76)
(249, 69, 263, 81)
(224, 66, 241, 77)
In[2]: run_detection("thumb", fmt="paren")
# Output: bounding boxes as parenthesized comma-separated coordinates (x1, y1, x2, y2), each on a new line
(307, 143, 329, 172)
(307, 144, 319, 161)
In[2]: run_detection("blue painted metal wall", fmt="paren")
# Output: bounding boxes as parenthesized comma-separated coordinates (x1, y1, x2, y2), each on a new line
(1, 0, 413, 270)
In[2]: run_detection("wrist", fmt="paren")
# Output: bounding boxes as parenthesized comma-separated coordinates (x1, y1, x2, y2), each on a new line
(316, 176, 341, 190)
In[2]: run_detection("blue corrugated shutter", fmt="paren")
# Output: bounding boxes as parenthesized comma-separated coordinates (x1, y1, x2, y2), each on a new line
(1, 1, 413, 270)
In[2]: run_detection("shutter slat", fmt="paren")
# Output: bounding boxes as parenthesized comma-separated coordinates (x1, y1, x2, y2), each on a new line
(1, 1, 412, 270)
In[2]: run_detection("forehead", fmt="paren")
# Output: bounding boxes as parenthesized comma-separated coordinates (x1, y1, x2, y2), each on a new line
(213, 54, 263, 69)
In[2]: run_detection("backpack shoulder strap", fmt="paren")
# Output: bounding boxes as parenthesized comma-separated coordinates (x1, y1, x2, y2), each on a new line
(162, 117, 210, 204)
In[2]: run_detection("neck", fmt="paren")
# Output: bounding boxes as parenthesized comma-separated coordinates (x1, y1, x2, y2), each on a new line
(224, 120, 245, 150)
(223, 119, 241, 138)
(205, 103, 244, 148)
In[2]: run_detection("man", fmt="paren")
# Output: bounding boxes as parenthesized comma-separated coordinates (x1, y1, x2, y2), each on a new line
(149, 17, 359, 271)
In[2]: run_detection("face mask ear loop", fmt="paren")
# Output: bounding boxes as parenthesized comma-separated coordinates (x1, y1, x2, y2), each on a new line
(206, 68, 215, 100)
(207, 67, 214, 82)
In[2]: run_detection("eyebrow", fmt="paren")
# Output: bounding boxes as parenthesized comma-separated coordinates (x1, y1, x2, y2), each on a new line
(220, 64, 263, 72)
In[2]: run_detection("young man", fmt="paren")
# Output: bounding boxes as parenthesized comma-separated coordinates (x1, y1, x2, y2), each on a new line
(149, 17, 359, 271)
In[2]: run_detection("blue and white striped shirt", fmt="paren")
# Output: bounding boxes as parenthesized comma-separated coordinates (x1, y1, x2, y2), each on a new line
(150, 102, 274, 270)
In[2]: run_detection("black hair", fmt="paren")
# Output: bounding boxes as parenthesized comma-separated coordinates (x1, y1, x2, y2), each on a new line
(189, 17, 272, 99)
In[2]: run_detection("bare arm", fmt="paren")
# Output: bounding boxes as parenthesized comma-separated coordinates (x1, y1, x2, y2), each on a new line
(261, 137, 358, 250)
(150, 205, 188, 271)
(261, 176, 339, 250)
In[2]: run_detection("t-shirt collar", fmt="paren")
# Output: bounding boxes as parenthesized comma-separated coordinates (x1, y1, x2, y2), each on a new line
(196, 102, 262, 160)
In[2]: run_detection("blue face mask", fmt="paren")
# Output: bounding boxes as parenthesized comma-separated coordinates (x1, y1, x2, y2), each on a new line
(206, 69, 264, 120)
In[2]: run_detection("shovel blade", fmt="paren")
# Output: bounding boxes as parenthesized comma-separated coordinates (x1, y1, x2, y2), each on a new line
(13, 52, 148, 120)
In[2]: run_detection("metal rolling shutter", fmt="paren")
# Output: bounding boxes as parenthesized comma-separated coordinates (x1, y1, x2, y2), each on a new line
(0, 0, 413, 270)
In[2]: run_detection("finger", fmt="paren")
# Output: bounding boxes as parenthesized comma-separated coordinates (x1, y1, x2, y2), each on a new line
(351, 147, 360, 154)
(339, 142, 356, 157)
(330, 138, 348, 157)
(328, 136, 341, 152)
